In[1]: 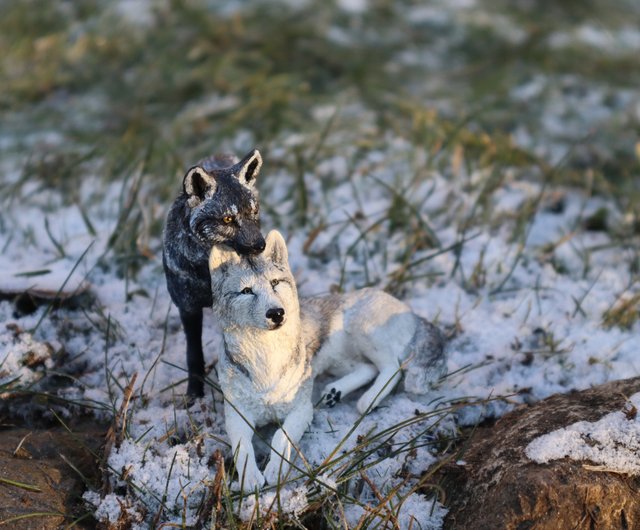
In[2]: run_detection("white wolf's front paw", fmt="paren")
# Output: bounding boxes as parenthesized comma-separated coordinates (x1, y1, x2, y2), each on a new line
(233, 465, 265, 492)
(264, 456, 291, 485)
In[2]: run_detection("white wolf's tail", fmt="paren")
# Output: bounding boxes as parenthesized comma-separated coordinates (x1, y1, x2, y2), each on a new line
(402, 317, 447, 394)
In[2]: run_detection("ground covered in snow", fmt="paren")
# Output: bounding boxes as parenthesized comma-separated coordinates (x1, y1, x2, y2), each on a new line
(1, 0, 639, 528)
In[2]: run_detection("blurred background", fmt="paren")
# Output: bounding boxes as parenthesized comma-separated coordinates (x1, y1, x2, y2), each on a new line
(2, 0, 639, 252)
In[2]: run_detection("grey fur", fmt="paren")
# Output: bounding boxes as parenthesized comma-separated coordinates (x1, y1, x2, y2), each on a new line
(299, 294, 344, 357)
(301, 294, 446, 395)
(402, 316, 446, 394)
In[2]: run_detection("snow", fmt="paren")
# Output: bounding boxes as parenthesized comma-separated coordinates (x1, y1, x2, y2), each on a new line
(336, 0, 368, 14)
(2, 122, 639, 527)
(236, 486, 308, 522)
(549, 25, 640, 55)
(344, 493, 447, 529)
(0, 322, 56, 393)
(113, 0, 159, 27)
(0, 266, 89, 298)
(3, 141, 638, 527)
(526, 393, 640, 475)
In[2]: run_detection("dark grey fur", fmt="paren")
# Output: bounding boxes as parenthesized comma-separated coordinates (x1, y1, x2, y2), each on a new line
(162, 149, 266, 397)
(402, 317, 446, 393)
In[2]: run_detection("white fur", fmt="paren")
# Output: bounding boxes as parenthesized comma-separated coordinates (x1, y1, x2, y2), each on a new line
(210, 231, 313, 490)
(209, 230, 445, 490)
(303, 289, 429, 413)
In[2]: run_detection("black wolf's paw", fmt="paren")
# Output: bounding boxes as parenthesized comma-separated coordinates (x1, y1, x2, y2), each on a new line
(182, 393, 201, 409)
(323, 388, 341, 408)
(183, 383, 205, 409)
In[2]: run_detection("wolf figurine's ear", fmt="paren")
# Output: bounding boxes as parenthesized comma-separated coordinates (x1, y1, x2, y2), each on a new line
(209, 244, 241, 272)
(264, 230, 289, 267)
(233, 149, 262, 188)
(183, 166, 217, 208)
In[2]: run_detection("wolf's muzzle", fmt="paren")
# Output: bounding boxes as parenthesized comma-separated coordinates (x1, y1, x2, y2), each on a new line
(227, 239, 265, 255)
(266, 307, 285, 327)
(230, 230, 266, 255)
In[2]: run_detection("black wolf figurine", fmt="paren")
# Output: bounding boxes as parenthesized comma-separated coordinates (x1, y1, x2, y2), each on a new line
(163, 149, 266, 397)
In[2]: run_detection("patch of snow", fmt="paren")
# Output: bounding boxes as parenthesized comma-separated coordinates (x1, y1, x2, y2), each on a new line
(549, 25, 640, 55)
(336, 0, 368, 14)
(0, 267, 89, 298)
(0, 321, 56, 392)
(344, 493, 447, 529)
(113, 0, 159, 27)
(526, 393, 640, 474)
(236, 485, 308, 522)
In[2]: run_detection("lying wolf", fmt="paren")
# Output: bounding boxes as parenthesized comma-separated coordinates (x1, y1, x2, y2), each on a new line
(163, 149, 265, 398)
(209, 230, 446, 490)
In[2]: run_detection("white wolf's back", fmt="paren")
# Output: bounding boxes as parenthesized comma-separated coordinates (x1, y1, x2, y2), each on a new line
(302, 288, 445, 393)
(302, 288, 415, 373)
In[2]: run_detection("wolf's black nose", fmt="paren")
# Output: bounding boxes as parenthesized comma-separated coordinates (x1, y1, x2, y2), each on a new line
(266, 307, 285, 324)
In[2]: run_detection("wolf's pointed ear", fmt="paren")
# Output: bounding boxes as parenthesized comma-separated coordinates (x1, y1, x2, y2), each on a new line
(183, 166, 217, 208)
(209, 245, 241, 272)
(234, 149, 262, 188)
(264, 230, 289, 267)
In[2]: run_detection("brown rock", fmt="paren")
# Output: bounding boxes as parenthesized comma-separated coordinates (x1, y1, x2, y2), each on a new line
(0, 425, 104, 529)
(442, 377, 640, 530)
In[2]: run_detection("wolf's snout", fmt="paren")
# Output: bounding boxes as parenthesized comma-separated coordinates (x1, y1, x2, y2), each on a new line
(253, 238, 266, 253)
(266, 307, 285, 326)
(232, 235, 265, 255)
(232, 223, 266, 255)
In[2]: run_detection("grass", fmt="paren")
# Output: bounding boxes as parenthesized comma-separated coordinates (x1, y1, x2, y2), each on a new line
(1, 0, 640, 528)
(97, 372, 467, 529)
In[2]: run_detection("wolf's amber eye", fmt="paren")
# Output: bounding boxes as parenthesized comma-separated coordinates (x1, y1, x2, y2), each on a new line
(223, 215, 234, 224)
(270, 279, 280, 287)
(240, 287, 253, 295)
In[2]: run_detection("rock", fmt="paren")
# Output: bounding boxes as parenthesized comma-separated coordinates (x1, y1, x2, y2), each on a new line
(441, 377, 640, 530)
(0, 424, 104, 529)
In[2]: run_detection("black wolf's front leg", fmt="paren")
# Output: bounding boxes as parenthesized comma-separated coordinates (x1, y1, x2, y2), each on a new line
(180, 307, 205, 398)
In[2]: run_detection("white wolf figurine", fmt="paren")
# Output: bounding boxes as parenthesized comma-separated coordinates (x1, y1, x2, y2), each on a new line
(209, 230, 446, 490)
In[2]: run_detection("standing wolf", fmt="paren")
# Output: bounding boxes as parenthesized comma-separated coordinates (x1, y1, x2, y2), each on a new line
(209, 230, 446, 490)
(163, 149, 265, 398)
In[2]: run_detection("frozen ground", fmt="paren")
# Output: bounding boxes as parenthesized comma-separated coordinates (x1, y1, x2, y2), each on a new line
(2, 132, 638, 527)
(1, 0, 639, 528)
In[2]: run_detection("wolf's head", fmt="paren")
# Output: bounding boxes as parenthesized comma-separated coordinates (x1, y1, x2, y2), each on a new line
(209, 230, 299, 331)
(183, 149, 265, 255)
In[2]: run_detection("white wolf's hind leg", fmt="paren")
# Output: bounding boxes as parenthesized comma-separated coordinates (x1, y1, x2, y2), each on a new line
(321, 363, 378, 407)
(356, 365, 402, 415)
